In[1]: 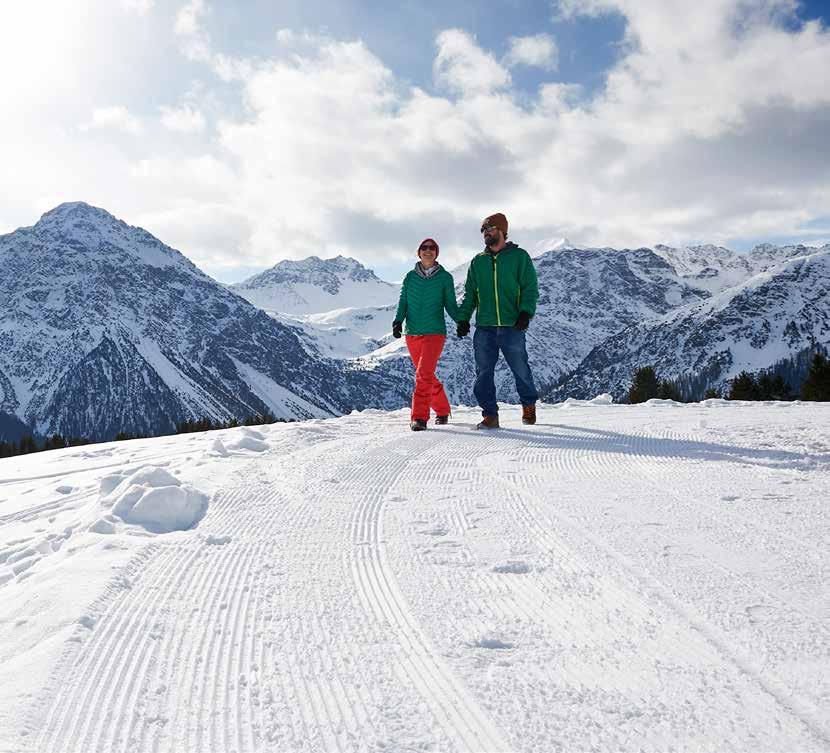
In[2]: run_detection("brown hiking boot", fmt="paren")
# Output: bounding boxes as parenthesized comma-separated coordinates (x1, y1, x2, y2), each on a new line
(476, 415, 500, 430)
(410, 419, 427, 431)
(522, 404, 537, 425)
(435, 414, 449, 425)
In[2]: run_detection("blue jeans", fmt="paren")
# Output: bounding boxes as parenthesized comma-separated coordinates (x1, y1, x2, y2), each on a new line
(473, 326, 538, 416)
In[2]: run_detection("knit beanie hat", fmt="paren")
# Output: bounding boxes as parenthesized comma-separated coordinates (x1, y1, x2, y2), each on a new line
(481, 213, 508, 237)
(417, 238, 439, 257)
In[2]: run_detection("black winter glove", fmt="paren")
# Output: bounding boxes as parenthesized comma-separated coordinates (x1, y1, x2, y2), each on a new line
(514, 311, 531, 331)
(392, 320, 403, 339)
(456, 320, 470, 338)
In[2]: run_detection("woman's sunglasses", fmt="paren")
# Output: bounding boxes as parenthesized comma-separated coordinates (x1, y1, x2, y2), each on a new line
(419, 244, 437, 251)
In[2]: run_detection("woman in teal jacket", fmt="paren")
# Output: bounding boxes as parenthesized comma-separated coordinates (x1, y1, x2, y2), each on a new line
(392, 238, 460, 431)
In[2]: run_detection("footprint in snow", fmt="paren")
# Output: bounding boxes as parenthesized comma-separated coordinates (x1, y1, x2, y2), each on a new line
(421, 526, 450, 537)
(492, 561, 532, 575)
(471, 636, 514, 650)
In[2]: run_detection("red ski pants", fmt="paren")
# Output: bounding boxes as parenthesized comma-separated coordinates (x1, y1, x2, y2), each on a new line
(405, 334, 451, 421)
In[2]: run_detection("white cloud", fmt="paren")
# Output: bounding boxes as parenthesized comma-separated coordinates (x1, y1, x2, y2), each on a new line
(160, 104, 207, 133)
(81, 106, 143, 135)
(120, 0, 154, 14)
(175, 0, 211, 62)
(504, 34, 558, 70)
(4, 0, 830, 281)
(433, 29, 512, 97)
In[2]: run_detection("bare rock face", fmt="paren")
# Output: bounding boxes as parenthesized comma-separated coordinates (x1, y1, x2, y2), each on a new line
(0, 203, 392, 440)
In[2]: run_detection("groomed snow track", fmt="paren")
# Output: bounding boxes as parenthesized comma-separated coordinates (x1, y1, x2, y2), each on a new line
(4, 404, 828, 752)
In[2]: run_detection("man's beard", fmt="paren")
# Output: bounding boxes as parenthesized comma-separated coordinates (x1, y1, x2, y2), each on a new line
(484, 233, 498, 247)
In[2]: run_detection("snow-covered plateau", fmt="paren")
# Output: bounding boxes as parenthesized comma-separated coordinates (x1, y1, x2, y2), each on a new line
(2, 400, 828, 752)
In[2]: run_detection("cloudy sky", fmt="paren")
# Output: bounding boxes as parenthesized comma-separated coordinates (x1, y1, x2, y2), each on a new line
(1, 0, 829, 282)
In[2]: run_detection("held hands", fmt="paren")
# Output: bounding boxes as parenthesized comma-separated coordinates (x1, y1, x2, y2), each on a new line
(392, 321, 403, 339)
(456, 321, 470, 338)
(514, 311, 531, 331)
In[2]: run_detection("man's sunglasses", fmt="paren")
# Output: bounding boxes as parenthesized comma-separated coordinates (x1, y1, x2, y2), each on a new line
(419, 244, 438, 251)
(480, 225, 497, 234)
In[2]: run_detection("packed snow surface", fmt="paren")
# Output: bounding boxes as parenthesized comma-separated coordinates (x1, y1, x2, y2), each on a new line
(1, 402, 829, 752)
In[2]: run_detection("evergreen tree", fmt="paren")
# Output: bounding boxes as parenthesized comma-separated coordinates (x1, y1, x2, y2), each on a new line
(18, 436, 38, 453)
(728, 371, 760, 400)
(657, 380, 683, 401)
(757, 373, 776, 400)
(628, 366, 660, 404)
(703, 387, 721, 399)
(801, 353, 830, 401)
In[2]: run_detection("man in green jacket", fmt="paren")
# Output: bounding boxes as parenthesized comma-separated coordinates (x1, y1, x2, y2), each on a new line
(456, 213, 539, 429)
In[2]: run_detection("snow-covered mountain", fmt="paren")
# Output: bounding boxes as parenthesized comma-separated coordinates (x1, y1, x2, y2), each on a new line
(0, 203, 391, 439)
(552, 247, 830, 401)
(355, 247, 709, 408)
(230, 255, 400, 315)
(652, 242, 815, 294)
(269, 304, 398, 359)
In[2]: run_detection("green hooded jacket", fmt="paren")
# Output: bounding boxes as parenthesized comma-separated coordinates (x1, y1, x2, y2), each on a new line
(395, 263, 460, 335)
(457, 243, 539, 327)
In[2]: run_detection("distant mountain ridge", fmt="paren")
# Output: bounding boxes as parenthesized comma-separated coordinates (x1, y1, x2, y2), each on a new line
(0, 203, 393, 439)
(230, 255, 400, 315)
(2, 202, 828, 445)
(551, 247, 830, 400)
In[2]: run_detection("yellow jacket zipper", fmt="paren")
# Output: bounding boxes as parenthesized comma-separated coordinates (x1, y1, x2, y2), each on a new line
(493, 255, 501, 326)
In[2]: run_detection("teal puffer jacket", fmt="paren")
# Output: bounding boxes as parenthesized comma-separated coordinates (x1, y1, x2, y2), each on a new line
(395, 265, 460, 335)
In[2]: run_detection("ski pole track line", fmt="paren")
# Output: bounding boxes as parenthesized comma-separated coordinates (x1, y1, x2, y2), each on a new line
(26, 437, 351, 752)
(504, 444, 828, 660)
(511, 440, 830, 685)
(79, 535, 210, 753)
(422, 441, 685, 688)
(149, 525, 242, 752)
(39, 540, 187, 752)
(0, 487, 91, 527)
(344, 438, 511, 752)
(396, 448, 581, 647)
(392, 436, 736, 748)
(514, 426, 829, 579)
(523, 429, 830, 632)
(150, 478, 275, 750)
(286, 440, 410, 750)
(344, 438, 494, 748)
(90, 484, 273, 753)
(250, 442, 377, 753)
(480, 451, 830, 748)
(151, 485, 254, 751)
(27, 541, 161, 746)
(194, 487, 278, 753)
(642, 456, 829, 567)
(41, 477, 258, 753)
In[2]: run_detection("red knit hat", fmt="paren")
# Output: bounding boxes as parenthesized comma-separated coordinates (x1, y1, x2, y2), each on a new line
(417, 238, 439, 257)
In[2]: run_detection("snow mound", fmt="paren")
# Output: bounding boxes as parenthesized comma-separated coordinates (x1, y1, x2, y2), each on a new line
(101, 466, 209, 533)
(210, 428, 270, 456)
(558, 393, 615, 408)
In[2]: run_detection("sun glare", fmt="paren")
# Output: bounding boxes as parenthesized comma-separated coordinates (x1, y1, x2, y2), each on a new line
(0, 1, 90, 98)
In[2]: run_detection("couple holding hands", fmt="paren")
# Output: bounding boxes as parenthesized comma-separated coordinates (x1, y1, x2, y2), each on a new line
(393, 212, 540, 431)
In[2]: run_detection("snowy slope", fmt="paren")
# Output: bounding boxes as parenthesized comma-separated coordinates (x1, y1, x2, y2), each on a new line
(0, 203, 395, 439)
(2, 401, 829, 752)
(554, 248, 830, 401)
(230, 255, 400, 315)
(651, 242, 823, 294)
(270, 304, 398, 359)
